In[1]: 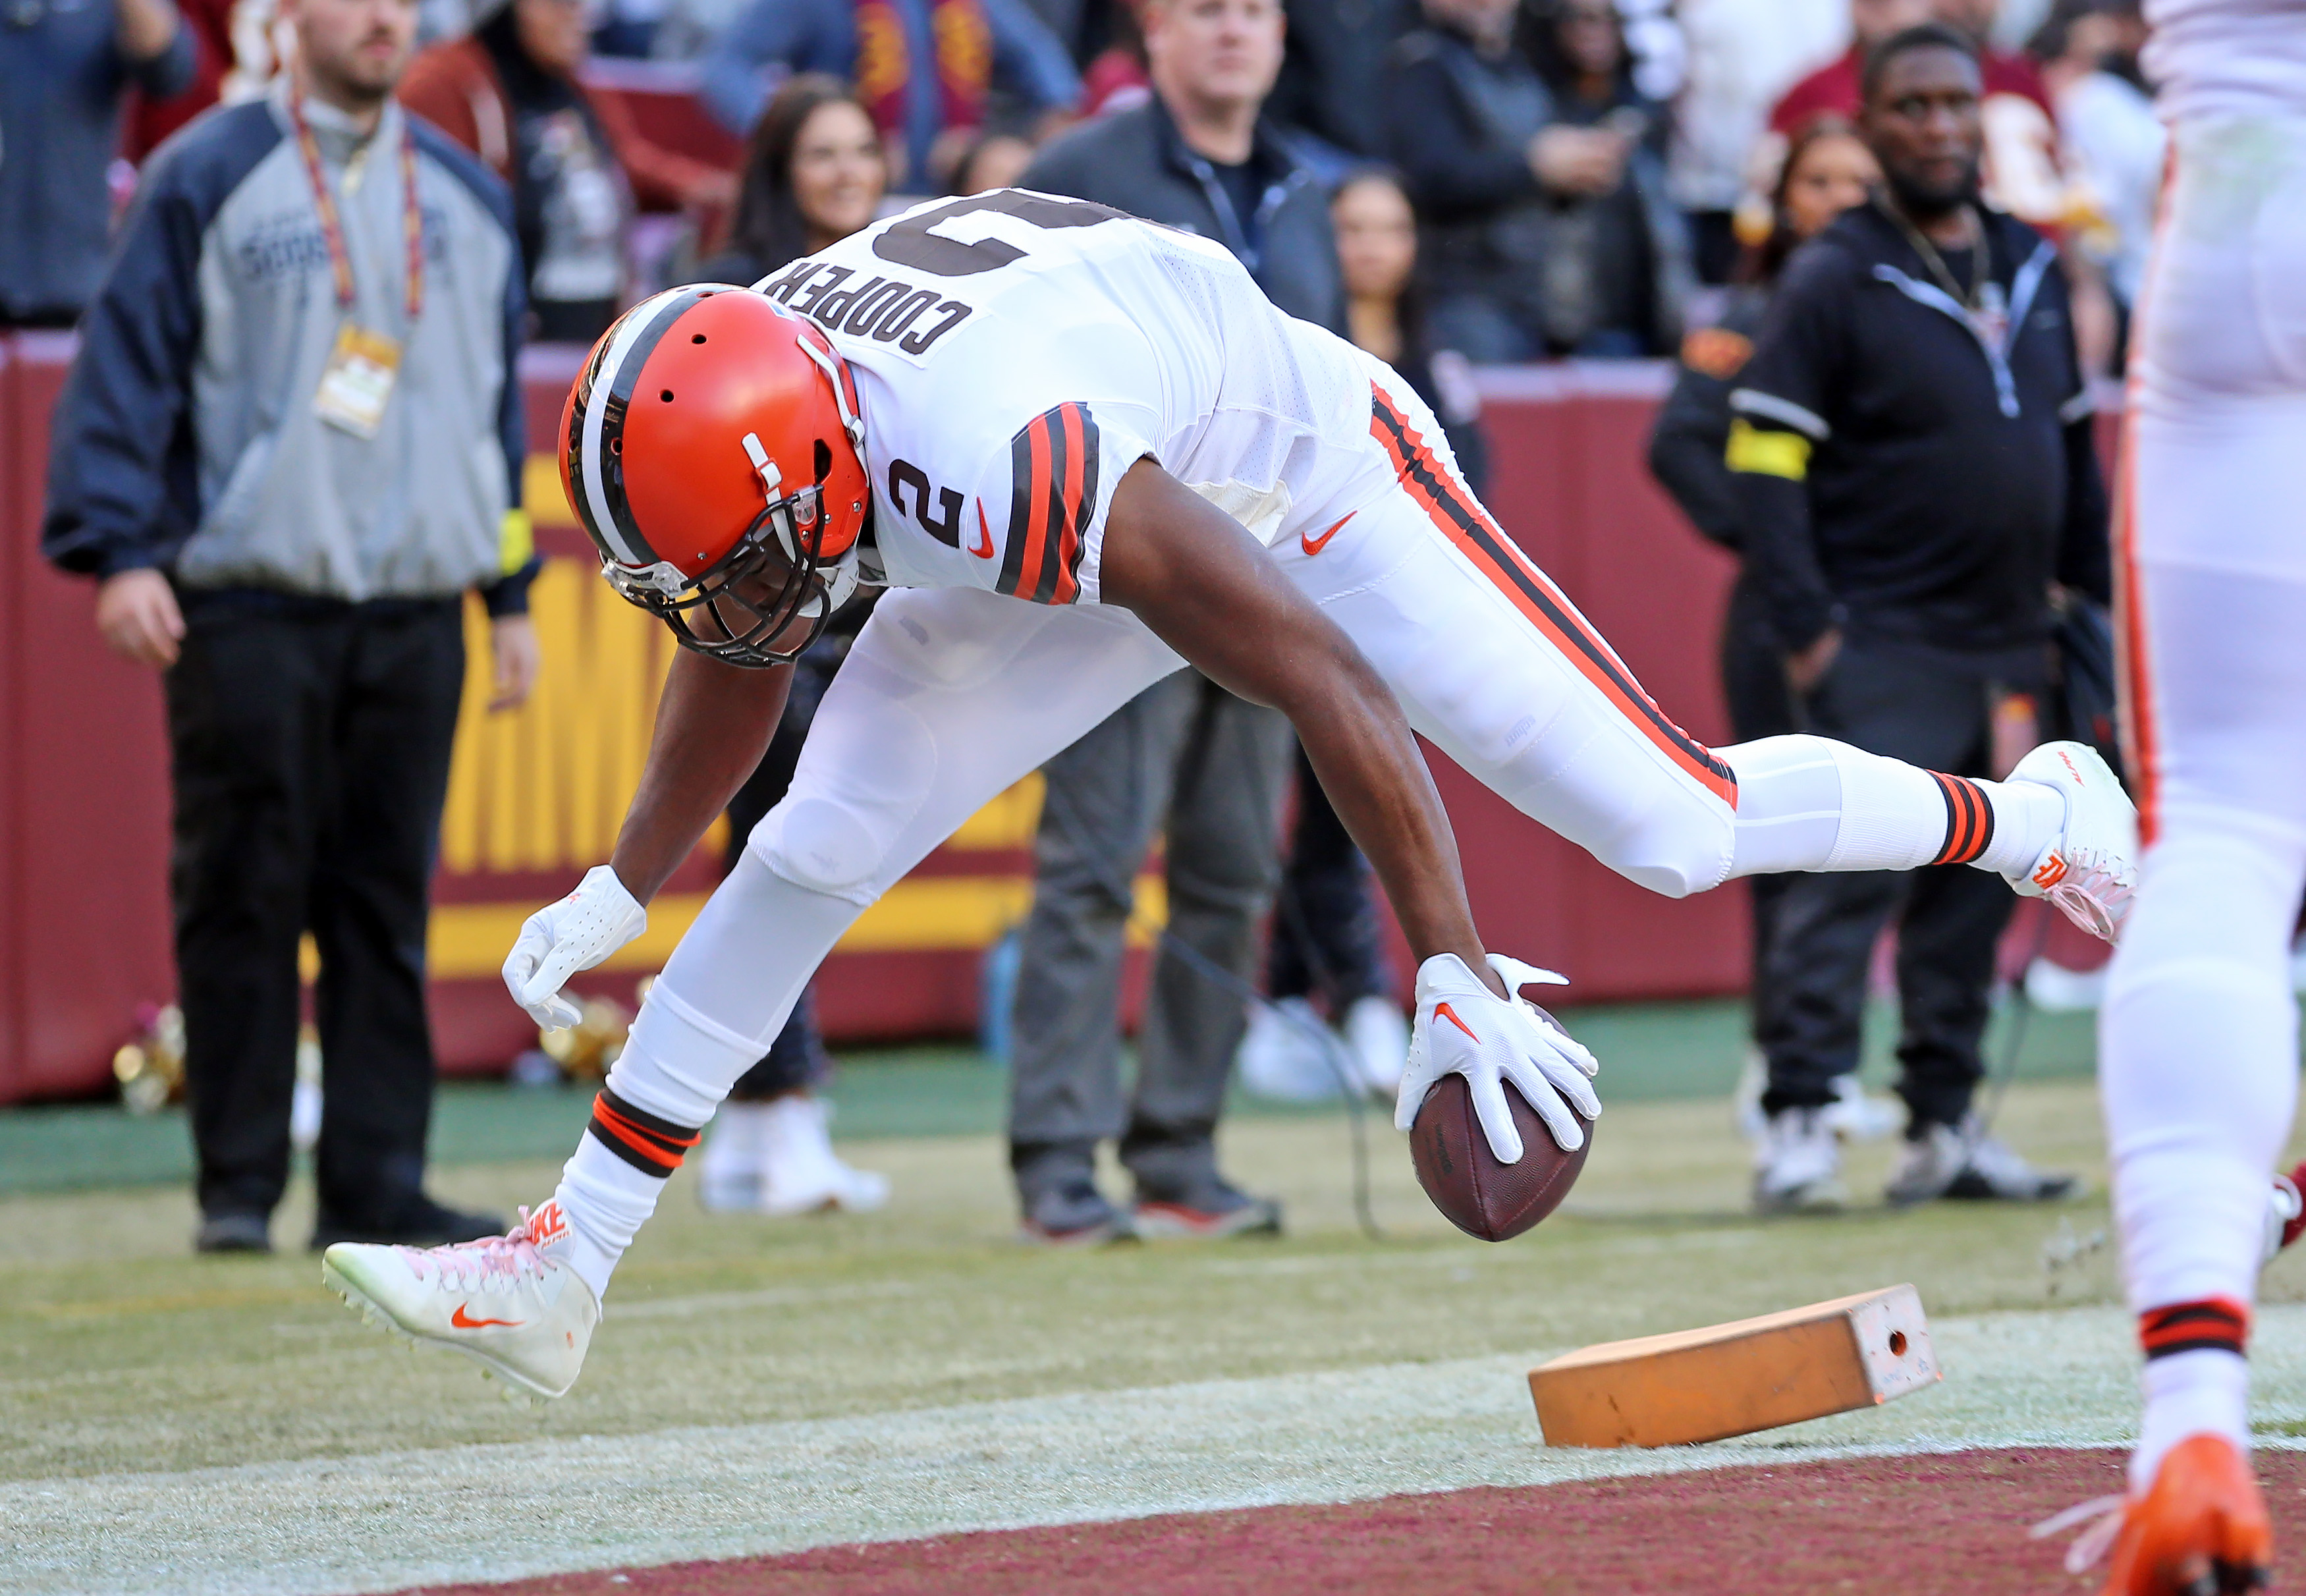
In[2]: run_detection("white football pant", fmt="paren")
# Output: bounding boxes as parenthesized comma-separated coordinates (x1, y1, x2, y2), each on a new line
(2099, 110, 2306, 1481)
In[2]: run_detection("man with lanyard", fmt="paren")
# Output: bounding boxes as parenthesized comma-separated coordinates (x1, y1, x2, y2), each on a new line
(43, 0, 539, 1255)
(980, 0, 1344, 1245)
(1726, 22, 2110, 1213)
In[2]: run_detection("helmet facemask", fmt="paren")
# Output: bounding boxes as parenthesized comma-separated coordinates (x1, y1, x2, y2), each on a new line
(603, 435, 859, 669)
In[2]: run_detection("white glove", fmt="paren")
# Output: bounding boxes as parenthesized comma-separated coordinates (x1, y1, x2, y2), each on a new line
(1394, 952, 1602, 1163)
(501, 864, 647, 1030)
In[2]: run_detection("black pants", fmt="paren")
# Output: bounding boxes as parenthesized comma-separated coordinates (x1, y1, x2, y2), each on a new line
(165, 597, 464, 1225)
(1267, 748, 1390, 1008)
(720, 646, 842, 1100)
(1755, 637, 2026, 1130)
(1720, 570, 1798, 1008)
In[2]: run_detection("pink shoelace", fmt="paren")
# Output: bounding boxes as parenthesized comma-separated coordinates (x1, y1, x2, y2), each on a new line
(395, 1207, 548, 1289)
(2047, 854, 2133, 943)
(2030, 1493, 2128, 1575)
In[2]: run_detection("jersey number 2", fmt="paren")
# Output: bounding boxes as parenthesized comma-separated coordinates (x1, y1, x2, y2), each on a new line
(872, 191, 1127, 279)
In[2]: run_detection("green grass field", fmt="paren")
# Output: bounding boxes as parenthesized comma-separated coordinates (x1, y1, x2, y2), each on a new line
(10, 998, 2297, 1595)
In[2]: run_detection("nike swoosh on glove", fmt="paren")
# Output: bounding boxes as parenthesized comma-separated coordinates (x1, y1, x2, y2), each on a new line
(1394, 952, 1602, 1163)
(502, 864, 647, 1030)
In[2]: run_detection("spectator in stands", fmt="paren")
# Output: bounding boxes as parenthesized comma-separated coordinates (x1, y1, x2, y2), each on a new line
(1768, 0, 1932, 137)
(998, 0, 1327, 1245)
(700, 0, 1078, 193)
(42, 0, 539, 1254)
(1076, 0, 1149, 117)
(1523, 0, 1693, 356)
(1385, 0, 1684, 362)
(952, 130, 1037, 192)
(2035, 0, 2158, 333)
(1236, 168, 1479, 1104)
(1645, 123, 1880, 1131)
(400, 0, 734, 343)
(1728, 24, 2100, 1214)
(1264, 0, 1415, 161)
(677, 76, 892, 1217)
(0, 0, 192, 327)
(124, 0, 234, 162)
(1664, 0, 1843, 284)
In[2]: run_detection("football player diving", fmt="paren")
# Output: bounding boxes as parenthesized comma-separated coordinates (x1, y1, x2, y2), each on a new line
(321, 190, 2137, 1401)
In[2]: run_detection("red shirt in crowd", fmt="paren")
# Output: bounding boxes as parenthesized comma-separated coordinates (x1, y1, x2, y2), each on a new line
(1769, 43, 2054, 136)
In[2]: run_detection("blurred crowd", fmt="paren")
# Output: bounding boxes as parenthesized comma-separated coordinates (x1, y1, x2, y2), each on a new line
(4, 0, 2164, 366)
(11, 0, 2149, 1247)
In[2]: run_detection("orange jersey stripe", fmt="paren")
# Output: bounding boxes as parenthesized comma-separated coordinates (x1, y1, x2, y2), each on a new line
(1014, 418, 1053, 602)
(1051, 404, 1086, 606)
(1369, 386, 1739, 808)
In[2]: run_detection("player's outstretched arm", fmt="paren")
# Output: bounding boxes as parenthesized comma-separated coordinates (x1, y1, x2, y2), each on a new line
(502, 651, 793, 1028)
(1099, 458, 1502, 1001)
(612, 651, 795, 902)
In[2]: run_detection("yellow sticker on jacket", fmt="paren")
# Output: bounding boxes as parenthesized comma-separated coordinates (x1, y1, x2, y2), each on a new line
(1725, 418, 1811, 481)
(314, 323, 402, 439)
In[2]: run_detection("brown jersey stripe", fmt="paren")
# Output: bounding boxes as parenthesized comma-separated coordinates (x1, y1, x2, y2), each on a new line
(999, 406, 1096, 605)
(1369, 387, 1740, 807)
(2139, 1296, 2249, 1361)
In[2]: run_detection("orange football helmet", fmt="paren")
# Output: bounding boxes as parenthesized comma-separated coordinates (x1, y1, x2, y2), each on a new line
(559, 285, 871, 667)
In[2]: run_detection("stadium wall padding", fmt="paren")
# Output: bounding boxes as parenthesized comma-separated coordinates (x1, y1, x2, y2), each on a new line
(0, 337, 2109, 1103)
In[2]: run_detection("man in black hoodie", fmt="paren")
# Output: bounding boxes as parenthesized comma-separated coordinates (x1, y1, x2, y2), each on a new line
(1729, 24, 2108, 1214)
(997, 0, 1339, 1245)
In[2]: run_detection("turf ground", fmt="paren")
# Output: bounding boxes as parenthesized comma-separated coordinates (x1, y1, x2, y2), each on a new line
(6, 1004, 2304, 1593)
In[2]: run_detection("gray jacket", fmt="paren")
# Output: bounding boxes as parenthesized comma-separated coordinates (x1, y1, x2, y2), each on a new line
(43, 88, 536, 614)
(1020, 97, 1345, 335)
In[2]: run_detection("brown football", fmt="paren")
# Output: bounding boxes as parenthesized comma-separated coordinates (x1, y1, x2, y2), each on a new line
(1410, 1070, 1593, 1243)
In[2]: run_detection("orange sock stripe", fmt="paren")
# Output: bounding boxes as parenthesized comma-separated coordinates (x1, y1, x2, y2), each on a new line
(2114, 154, 2171, 849)
(2139, 1296, 2250, 1361)
(1926, 773, 1995, 866)
(1368, 386, 1739, 808)
(586, 1089, 700, 1178)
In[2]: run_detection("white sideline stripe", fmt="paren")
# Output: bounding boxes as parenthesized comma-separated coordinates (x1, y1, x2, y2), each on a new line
(9, 1304, 2306, 1596)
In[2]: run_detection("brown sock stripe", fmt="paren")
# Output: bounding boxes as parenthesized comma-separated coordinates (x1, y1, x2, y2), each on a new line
(1927, 772, 1995, 867)
(2139, 1297, 2251, 1361)
(586, 1088, 701, 1179)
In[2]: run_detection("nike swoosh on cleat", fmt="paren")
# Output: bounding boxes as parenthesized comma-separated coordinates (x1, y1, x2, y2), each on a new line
(971, 504, 995, 559)
(1300, 514, 1352, 557)
(451, 1304, 523, 1329)
(1434, 1001, 1479, 1042)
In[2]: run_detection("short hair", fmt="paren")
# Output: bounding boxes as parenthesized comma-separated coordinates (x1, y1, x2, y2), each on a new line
(1861, 22, 1981, 106)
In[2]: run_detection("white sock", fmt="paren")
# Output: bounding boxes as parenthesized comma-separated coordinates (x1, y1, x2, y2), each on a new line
(2135, 1348, 2251, 1491)
(1974, 779, 2064, 877)
(549, 1130, 671, 1302)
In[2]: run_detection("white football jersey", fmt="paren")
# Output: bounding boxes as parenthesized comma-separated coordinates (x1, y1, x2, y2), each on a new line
(752, 190, 1375, 605)
(2145, 0, 2306, 119)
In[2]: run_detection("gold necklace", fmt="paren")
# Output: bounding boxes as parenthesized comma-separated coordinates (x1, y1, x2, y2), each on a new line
(1877, 196, 1990, 312)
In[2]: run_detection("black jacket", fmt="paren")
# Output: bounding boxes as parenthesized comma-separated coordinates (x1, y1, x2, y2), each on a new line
(1647, 285, 1771, 552)
(1018, 96, 1344, 333)
(1383, 23, 1689, 355)
(1728, 203, 2109, 656)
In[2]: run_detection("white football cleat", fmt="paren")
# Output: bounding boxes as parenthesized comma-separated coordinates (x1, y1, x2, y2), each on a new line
(2006, 741, 2139, 942)
(1753, 1107, 1846, 1213)
(757, 1095, 889, 1216)
(321, 1201, 599, 1400)
(1341, 994, 1410, 1096)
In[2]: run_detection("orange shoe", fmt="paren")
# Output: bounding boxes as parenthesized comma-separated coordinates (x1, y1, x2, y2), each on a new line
(2094, 1435, 2273, 1595)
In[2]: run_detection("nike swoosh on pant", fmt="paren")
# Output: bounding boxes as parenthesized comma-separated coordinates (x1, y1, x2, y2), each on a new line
(972, 503, 995, 559)
(1300, 513, 1352, 557)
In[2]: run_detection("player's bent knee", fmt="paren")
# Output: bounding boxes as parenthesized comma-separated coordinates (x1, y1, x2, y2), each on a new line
(750, 797, 891, 900)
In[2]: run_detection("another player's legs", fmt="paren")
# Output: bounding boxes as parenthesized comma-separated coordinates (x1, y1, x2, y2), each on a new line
(1283, 381, 2130, 935)
(325, 589, 1188, 1392)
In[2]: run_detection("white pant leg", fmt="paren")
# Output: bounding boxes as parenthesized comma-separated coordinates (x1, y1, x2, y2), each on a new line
(2102, 111, 2306, 1331)
(608, 587, 1185, 1126)
(1284, 375, 2038, 900)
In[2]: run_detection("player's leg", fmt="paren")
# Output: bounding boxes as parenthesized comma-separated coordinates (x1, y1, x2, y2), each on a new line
(324, 590, 1187, 1395)
(553, 590, 1189, 1291)
(2075, 109, 2306, 1591)
(1284, 383, 2089, 912)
